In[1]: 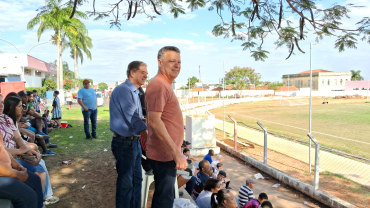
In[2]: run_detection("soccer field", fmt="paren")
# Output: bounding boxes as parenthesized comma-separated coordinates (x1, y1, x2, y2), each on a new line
(210, 98, 370, 159)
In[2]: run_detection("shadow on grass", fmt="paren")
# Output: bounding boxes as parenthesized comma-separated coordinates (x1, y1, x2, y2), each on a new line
(40, 107, 117, 208)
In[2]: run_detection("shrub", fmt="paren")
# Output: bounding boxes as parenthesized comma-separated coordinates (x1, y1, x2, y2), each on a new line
(43, 78, 56, 91)
(25, 87, 47, 98)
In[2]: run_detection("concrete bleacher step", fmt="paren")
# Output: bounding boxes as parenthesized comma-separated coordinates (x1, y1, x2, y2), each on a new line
(0, 199, 13, 208)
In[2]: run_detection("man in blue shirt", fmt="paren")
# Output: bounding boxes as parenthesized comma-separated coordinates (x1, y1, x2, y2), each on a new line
(110, 61, 148, 208)
(204, 149, 214, 164)
(77, 79, 98, 139)
(189, 160, 212, 201)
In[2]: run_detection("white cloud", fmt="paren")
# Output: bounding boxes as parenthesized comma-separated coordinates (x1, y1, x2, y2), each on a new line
(190, 33, 199, 36)
(206, 31, 216, 38)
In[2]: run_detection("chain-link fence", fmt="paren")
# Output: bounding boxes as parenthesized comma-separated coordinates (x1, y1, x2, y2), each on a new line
(217, 114, 370, 208)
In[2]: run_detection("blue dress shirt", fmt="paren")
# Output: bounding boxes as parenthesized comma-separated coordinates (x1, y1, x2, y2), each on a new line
(109, 80, 147, 137)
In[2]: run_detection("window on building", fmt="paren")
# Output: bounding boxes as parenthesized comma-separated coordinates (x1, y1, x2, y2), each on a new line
(298, 80, 301, 88)
(340, 79, 343, 85)
(322, 79, 325, 86)
(334, 79, 337, 85)
(24, 69, 31, 75)
(35, 71, 41, 77)
(328, 80, 330, 86)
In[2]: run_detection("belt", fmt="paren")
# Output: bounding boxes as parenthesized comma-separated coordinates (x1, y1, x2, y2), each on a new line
(113, 133, 140, 140)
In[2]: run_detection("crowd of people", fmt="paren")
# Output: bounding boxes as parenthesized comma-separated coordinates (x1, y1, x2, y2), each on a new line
(108, 46, 275, 208)
(0, 90, 61, 207)
(0, 46, 276, 208)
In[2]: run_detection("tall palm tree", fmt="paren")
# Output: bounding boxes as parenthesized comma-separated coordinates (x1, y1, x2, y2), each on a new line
(351, 70, 364, 81)
(27, 0, 88, 89)
(63, 31, 92, 82)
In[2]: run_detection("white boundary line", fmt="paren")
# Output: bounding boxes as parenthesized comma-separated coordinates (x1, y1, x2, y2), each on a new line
(229, 112, 370, 145)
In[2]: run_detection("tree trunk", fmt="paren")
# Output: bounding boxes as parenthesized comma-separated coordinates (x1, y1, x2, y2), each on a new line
(74, 48, 79, 90)
(57, 28, 63, 90)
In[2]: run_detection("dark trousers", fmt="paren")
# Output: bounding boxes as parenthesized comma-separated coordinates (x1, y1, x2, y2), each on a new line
(41, 120, 50, 144)
(147, 159, 177, 208)
(141, 150, 152, 172)
(82, 109, 97, 137)
(111, 137, 142, 208)
(0, 171, 43, 208)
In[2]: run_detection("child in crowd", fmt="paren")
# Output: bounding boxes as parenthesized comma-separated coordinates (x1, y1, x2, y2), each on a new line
(213, 163, 223, 179)
(183, 148, 195, 161)
(243, 193, 268, 208)
(51, 91, 62, 129)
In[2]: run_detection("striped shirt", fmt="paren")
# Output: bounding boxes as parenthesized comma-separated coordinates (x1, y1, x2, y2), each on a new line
(33, 95, 41, 112)
(238, 185, 254, 207)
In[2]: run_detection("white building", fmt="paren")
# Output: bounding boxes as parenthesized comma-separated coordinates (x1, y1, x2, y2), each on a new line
(0, 54, 57, 87)
(282, 69, 351, 91)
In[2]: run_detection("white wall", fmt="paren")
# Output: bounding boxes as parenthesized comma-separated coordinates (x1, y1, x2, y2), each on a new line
(174, 90, 274, 97)
(275, 90, 370, 97)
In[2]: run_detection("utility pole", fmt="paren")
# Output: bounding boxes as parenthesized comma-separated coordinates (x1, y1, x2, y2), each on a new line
(199, 65, 201, 83)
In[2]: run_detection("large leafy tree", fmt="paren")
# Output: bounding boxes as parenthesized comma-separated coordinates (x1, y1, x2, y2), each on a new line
(63, 0, 370, 61)
(28, 0, 88, 89)
(186, 76, 200, 89)
(350, 70, 364, 81)
(98, 82, 108, 91)
(224, 67, 260, 90)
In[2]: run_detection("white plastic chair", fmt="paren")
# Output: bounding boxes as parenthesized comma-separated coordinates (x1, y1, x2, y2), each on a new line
(141, 157, 179, 208)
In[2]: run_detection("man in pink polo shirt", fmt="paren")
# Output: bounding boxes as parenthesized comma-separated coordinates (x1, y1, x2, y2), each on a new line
(145, 46, 187, 208)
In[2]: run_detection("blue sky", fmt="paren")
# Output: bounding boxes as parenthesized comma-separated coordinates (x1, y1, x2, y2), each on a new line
(0, 0, 369, 85)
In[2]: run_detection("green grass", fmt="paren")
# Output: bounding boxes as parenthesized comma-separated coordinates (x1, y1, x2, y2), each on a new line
(47, 106, 112, 154)
(210, 98, 370, 159)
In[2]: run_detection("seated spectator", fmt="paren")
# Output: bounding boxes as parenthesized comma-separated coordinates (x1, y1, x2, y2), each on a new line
(189, 160, 213, 201)
(243, 193, 268, 208)
(1, 94, 59, 205)
(213, 162, 223, 179)
(217, 170, 230, 189)
(5, 94, 55, 156)
(260, 201, 273, 208)
(204, 149, 214, 164)
(184, 140, 191, 149)
(186, 160, 212, 201)
(211, 189, 238, 208)
(0, 132, 44, 208)
(238, 178, 256, 207)
(195, 178, 221, 208)
(177, 157, 195, 189)
(183, 148, 195, 161)
(211, 154, 223, 169)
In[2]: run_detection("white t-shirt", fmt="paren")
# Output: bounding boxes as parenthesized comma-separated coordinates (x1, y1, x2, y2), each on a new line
(66, 92, 73, 101)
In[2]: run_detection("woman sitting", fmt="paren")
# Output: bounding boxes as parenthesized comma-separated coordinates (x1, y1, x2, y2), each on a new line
(5, 94, 55, 156)
(211, 189, 238, 208)
(0, 132, 44, 208)
(196, 178, 222, 208)
(1, 94, 59, 205)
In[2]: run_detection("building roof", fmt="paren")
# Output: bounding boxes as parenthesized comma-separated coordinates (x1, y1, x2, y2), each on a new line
(249, 85, 271, 90)
(27, 55, 57, 74)
(297, 69, 333, 74)
(276, 86, 299, 91)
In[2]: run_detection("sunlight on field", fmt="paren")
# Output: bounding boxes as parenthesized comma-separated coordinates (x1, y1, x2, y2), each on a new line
(210, 98, 370, 159)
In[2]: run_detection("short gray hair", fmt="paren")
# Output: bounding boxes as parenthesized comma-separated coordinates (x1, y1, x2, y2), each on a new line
(157, 46, 180, 60)
(127, 61, 147, 78)
(216, 154, 223, 160)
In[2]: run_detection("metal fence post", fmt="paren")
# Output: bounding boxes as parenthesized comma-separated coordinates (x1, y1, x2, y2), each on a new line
(257, 121, 267, 165)
(307, 133, 320, 190)
(228, 115, 237, 150)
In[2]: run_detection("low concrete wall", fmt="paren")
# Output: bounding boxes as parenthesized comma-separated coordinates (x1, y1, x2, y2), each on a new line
(217, 140, 358, 208)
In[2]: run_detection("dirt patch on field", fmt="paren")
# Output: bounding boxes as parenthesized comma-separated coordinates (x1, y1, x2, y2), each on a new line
(45, 152, 117, 208)
(215, 130, 370, 208)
